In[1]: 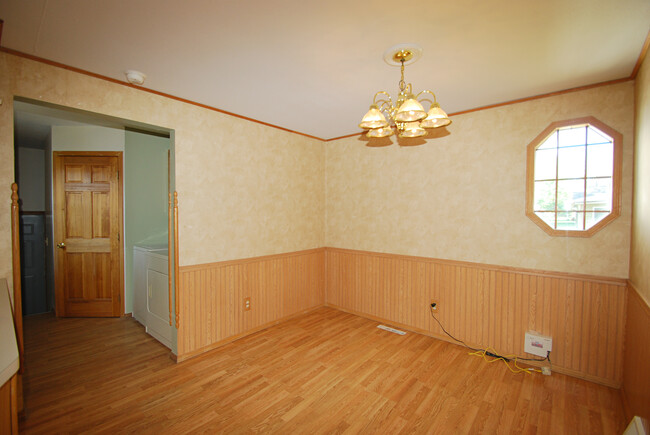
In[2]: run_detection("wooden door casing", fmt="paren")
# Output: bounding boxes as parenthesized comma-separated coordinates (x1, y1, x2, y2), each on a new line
(53, 152, 123, 317)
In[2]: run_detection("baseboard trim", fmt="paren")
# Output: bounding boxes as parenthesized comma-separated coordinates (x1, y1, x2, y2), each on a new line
(176, 297, 621, 387)
(174, 247, 627, 387)
(175, 305, 325, 363)
(326, 302, 621, 388)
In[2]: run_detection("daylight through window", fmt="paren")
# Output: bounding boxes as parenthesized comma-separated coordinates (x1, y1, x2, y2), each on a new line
(526, 117, 621, 237)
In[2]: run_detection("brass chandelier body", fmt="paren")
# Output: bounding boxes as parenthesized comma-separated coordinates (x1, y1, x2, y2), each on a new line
(359, 48, 451, 138)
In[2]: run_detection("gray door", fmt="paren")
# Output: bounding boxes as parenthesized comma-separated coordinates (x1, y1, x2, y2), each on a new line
(21, 213, 48, 315)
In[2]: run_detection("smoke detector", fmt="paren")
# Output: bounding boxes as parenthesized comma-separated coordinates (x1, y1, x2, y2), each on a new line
(124, 70, 146, 86)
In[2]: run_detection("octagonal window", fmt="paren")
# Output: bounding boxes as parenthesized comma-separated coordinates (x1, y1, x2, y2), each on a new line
(526, 116, 622, 237)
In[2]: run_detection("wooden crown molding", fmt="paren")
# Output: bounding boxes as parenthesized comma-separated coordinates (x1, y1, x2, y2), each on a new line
(631, 29, 650, 79)
(447, 77, 632, 119)
(0, 46, 324, 142)
(0, 30, 644, 143)
(322, 75, 633, 142)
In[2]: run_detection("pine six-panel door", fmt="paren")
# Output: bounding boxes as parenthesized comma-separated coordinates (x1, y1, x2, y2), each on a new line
(53, 152, 123, 317)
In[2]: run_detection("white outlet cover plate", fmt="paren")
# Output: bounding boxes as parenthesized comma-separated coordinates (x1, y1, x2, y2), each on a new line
(524, 331, 552, 357)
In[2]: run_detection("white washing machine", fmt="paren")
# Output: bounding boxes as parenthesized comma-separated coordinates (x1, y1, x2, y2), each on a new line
(133, 244, 172, 349)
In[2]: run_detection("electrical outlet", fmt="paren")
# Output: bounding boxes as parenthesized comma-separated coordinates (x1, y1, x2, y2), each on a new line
(541, 366, 552, 376)
(244, 297, 251, 311)
(430, 301, 438, 311)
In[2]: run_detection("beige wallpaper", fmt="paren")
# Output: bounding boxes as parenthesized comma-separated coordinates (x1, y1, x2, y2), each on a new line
(326, 82, 635, 278)
(631, 53, 650, 301)
(0, 52, 325, 289)
(0, 49, 638, 297)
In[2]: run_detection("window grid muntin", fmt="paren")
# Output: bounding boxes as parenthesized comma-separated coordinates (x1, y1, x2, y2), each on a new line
(532, 124, 614, 231)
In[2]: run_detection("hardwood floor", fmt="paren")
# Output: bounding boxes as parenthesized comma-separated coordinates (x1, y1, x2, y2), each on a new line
(20, 307, 626, 434)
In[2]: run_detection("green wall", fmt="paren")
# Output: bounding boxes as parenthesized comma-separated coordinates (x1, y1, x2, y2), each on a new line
(125, 130, 170, 314)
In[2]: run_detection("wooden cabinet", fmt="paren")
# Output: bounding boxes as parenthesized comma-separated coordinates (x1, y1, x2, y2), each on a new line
(1, 279, 19, 434)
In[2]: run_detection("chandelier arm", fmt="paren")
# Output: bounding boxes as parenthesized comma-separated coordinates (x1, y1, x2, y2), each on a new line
(419, 98, 433, 108)
(416, 90, 438, 105)
(376, 101, 393, 113)
(362, 46, 451, 139)
(372, 91, 392, 106)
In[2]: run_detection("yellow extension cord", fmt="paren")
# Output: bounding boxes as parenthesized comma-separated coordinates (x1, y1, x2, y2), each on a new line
(468, 347, 543, 375)
(429, 308, 547, 375)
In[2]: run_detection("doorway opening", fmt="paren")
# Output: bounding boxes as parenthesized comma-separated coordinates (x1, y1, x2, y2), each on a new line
(13, 97, 177, 352)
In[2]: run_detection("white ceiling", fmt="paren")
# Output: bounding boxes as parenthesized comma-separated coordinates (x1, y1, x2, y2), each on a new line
(1, 0, 649, 140)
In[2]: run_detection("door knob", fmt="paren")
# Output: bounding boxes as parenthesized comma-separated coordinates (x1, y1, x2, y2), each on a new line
(57, 242, 66, 249)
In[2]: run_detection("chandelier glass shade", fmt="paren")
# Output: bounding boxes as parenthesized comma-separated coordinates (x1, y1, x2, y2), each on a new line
(359, 48, 451, 138)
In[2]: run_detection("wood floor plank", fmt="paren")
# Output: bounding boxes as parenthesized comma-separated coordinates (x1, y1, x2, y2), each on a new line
(20, 307, 626, 434)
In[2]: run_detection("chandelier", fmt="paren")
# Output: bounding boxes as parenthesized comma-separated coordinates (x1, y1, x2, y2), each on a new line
(359, 45, 451, 138)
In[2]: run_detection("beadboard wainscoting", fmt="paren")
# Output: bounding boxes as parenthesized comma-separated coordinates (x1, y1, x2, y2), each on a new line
(177, 248, 325, 361)
(621, 282, 650, 421)
(175, 247, 627, 388)
(325, 248, 627, 387)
